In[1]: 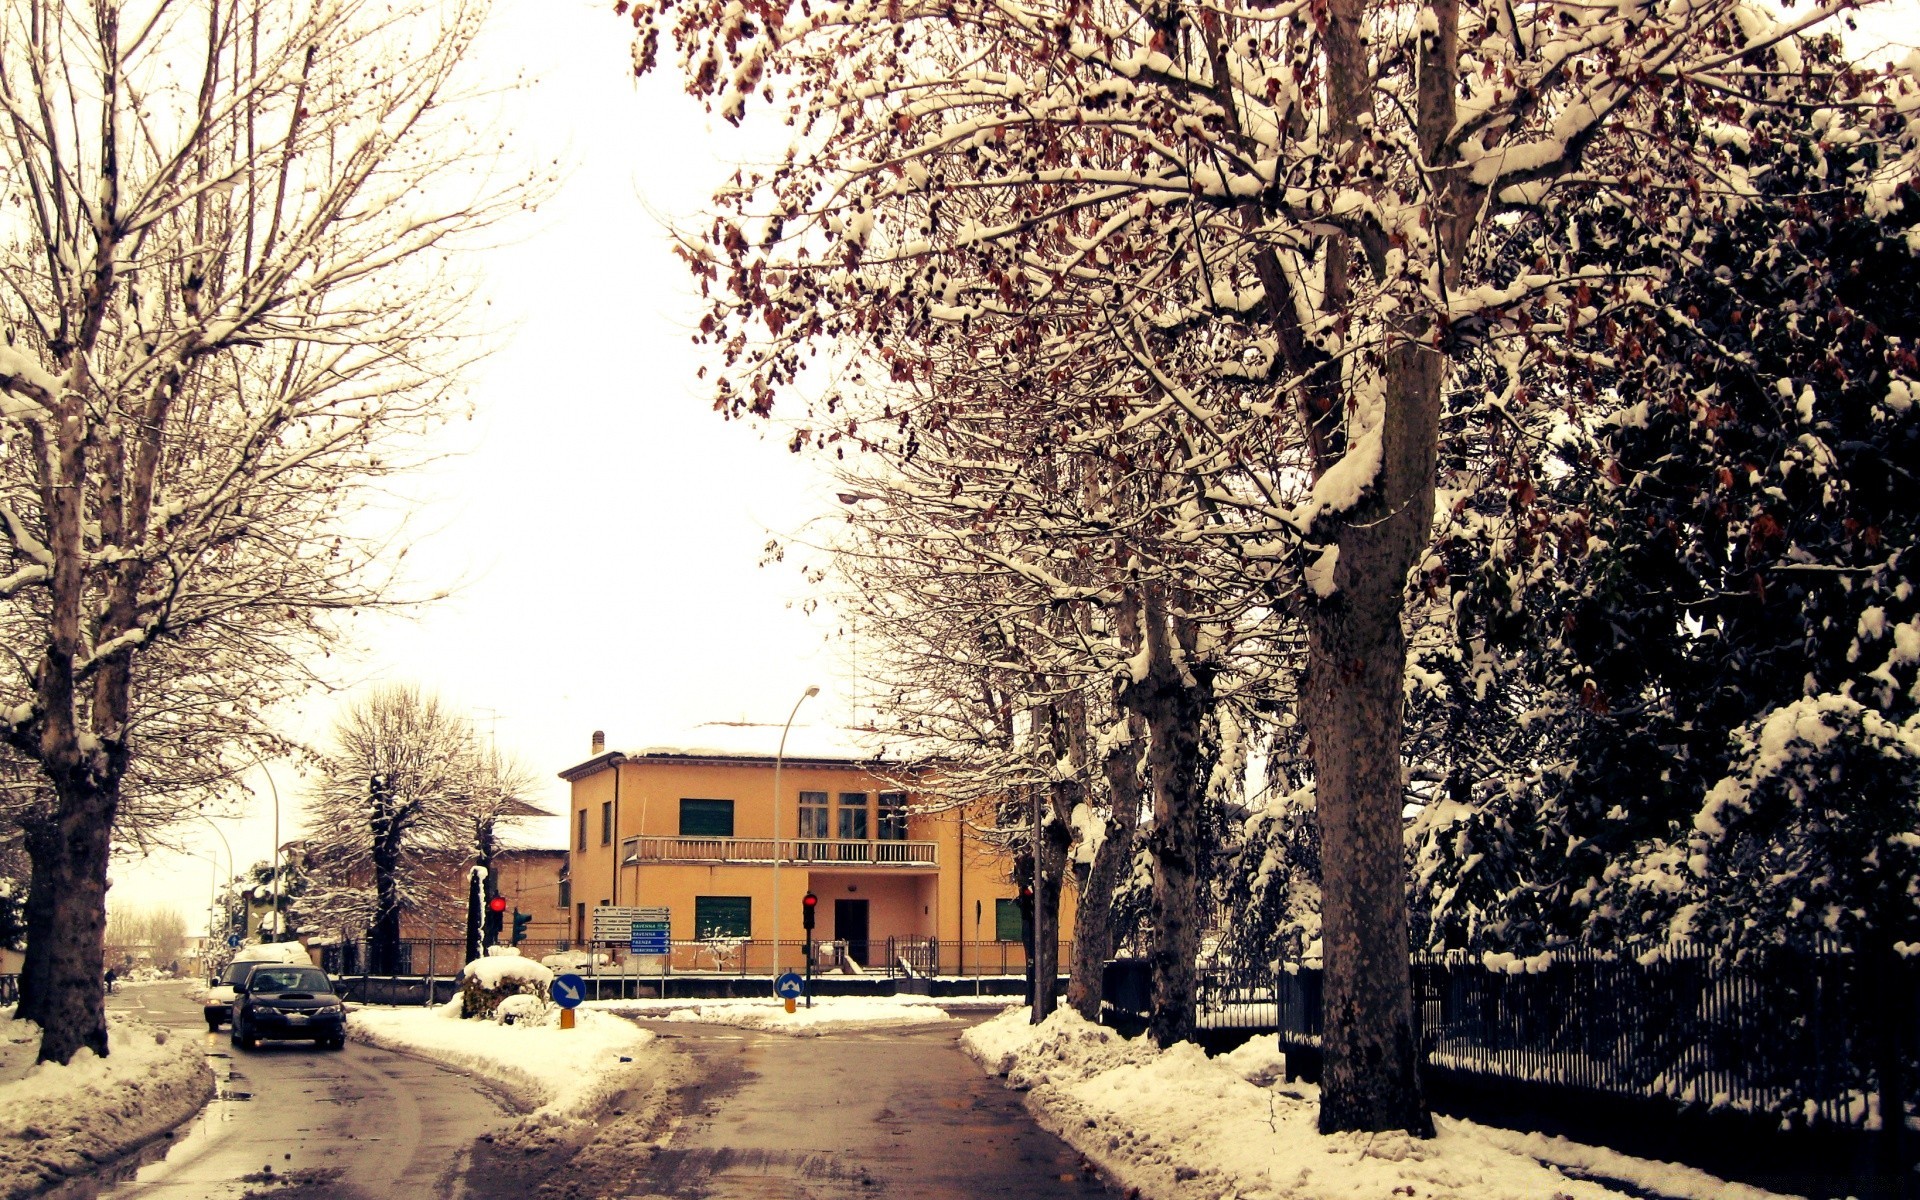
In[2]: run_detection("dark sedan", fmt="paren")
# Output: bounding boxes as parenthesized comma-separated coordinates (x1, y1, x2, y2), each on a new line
(230, 966, 348, 1050)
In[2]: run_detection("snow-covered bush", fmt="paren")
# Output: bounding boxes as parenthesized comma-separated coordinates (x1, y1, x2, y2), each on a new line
(1683, 695, 1920, 959)
(457, 953, 554, 1020)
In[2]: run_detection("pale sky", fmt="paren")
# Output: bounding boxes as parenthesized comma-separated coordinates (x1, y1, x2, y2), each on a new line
(112, 0, 859, 923)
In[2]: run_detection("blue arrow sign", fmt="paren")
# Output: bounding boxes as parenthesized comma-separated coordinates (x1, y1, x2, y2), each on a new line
(226, 934, 242, 948)
(774, 971, 805, 1000)
(551, 973, 586, 1009)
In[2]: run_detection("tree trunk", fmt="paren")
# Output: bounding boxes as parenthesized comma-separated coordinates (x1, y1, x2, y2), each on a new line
(370, 777, 404, 975)
(34, 774, 115, 1063)
(1067, 719, 1145, 1021)
(1031, 779, 1075, 1021)
(15, 816, 60, 1026)
(1303, 336, 1445, 1136)
(1126, 582, 1214, 1048)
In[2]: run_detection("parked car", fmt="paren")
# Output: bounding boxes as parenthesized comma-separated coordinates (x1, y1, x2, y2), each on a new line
(230, 965, 348, 1051)
(203, 942, 318, 1031)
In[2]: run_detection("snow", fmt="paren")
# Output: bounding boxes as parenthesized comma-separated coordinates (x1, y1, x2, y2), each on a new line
(960, 1008, 1794, 1200)
(346, 1003, 653, 1144)
(586, 993, 996, 1037)
(229, 941, 315, 966)
(461, 951, 554, 991)
(0, 1010, 214, 1199)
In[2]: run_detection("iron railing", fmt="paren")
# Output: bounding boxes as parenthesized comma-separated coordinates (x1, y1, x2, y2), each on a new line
(1266, 943, 1919, 1131)
(619, 836, 938, 867)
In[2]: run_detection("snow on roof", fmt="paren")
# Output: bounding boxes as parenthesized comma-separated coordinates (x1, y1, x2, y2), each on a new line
(231, 942, 314, 966)
(560, 722, 905, 780)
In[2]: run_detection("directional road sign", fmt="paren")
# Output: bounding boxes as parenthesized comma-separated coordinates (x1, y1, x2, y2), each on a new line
(226, 933, 242, 948)
(774, 971, 806, 1000)
(629, 920, 670, 955)
(550, 973, 586, 1009)
(591, 905, 671, 943)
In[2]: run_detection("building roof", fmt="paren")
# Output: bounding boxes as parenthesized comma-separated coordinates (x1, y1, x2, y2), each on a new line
(558, 720, 910, 782)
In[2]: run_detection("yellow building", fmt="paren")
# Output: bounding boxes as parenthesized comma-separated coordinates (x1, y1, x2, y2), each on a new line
(559, 733, 1071, 975)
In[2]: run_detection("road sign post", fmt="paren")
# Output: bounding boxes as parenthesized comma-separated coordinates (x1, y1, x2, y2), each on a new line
(551, 972, 585, 1030)
(774, 971, 805, 1014)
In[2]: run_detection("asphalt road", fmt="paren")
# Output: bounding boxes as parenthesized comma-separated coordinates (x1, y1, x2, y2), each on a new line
(58, 982, 514, 1200)
(623, 1019, 1119, 1200)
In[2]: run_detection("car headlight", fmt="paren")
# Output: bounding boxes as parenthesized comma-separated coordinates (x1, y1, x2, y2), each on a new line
(317, 1004, 345, 1016)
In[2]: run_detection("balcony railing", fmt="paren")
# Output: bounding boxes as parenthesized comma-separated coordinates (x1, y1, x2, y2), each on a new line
(622, 836, 938, 867)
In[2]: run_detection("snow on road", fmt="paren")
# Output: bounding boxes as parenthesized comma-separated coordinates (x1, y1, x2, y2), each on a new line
(962, 1007, 1795, 1200)
(347, 1002, 654, 1143)
(587, 993, 996, 1036)
(0, 1009, 213, 1200)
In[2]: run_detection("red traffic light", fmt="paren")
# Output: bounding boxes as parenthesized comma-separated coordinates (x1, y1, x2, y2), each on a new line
(802, 892, 817, 908)
(1018, 884, 1034, 900)
(487, 896, 507, 913)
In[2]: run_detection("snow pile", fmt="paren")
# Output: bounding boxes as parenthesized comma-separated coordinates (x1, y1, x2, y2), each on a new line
(589, 993, 1005, 1035)
(961, 1008, 1789, 1200)
(462, 951, 553, 990)
(666, 996, 954, 1036)
(347, 1004, 651, 1144)
(0, 1010, 213, 1200)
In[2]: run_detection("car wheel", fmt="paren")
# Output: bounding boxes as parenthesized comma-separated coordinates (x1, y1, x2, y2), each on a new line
(207, 1017, 221, 1032)
(324, 1033, 346, 1051)
(231, 1018, 255, 1050)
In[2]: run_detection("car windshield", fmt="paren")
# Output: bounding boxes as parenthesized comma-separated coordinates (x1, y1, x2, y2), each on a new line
(247, 968, 329, 994)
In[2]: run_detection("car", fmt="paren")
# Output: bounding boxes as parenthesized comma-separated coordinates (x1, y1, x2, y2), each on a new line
(203, 942, 316, 1030)
(229, 965, 348, 1051)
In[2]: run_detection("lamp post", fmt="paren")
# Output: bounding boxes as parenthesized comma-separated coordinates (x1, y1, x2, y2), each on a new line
(769, 684, 818, 990)
(256, 760, 283, 942)
(196, 814, 234, 939)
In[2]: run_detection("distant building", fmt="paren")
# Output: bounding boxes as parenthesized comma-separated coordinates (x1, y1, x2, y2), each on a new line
(560, 730, 1069, 975)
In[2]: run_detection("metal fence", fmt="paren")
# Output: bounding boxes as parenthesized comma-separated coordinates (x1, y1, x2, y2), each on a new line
(1269, 944, 1918, 1131)
(309, 936, 1064, 983)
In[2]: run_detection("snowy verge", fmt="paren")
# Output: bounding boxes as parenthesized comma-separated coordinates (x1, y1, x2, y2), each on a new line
(0, 1009, 214, 1200)
(347, 1003, 653, 1146)
(587, 994, 964, 1036)
(960, 1008, 1794, 1200)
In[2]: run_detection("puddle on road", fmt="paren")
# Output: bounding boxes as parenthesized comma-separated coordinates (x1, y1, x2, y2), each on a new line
(39, 1031, 256, 1200)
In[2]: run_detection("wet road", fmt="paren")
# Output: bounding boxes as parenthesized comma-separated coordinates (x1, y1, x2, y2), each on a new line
(632, 1020, 1117, 1200)
(61, 982, 513, 1200)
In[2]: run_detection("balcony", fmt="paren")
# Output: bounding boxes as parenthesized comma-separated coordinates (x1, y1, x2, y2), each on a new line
(621, 836, 938, 868)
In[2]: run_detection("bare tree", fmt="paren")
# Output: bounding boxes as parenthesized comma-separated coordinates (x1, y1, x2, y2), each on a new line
(302, 685, 473, 974)
(0, 0, 524, 1063)
(631, 0, 1871, 1134)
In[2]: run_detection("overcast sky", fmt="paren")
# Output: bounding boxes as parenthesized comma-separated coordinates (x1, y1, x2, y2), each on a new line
(113, 0, 859, 922)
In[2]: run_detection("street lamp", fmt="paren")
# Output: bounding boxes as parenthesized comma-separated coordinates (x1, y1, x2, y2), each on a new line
(770, 684, 818, 990)
(196, 814, 234, 939)
(254, 760, 283, 942)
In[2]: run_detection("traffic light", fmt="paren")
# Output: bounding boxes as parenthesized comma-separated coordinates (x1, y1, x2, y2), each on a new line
(801, 892, 818, 931)
(511, 910, 532, 945)
(484, 894, 506, 943)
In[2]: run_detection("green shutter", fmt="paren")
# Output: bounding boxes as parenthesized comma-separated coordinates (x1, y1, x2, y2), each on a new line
(694, 896, 752, 939)
(679, 798, 735, 837)
(995, 898, 1024, 942)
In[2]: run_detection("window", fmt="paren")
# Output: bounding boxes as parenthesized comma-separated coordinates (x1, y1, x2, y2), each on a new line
(878, 792, 908, 841)
(679, 798, 735, 837)
(620, 837, 639, 865)
(601, 800, 613, 845)
(558, 877, 571, 909)
(575, 902, 586, 942)
(576, 809, 587, 851)
(837, 792, 868, 841)
(693, 895, 752, 940)
(798, 791, 829, 839)
(995, 898, 1026, 942)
